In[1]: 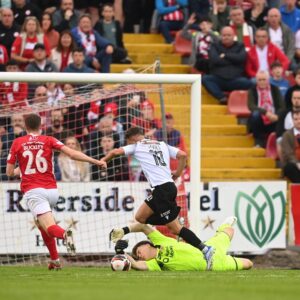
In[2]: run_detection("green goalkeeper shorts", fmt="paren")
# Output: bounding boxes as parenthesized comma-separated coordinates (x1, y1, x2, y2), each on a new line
(205, 231, 243, 271)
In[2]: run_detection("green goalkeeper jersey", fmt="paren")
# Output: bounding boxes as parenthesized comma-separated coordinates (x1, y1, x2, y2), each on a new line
(145, 231, 207, 271)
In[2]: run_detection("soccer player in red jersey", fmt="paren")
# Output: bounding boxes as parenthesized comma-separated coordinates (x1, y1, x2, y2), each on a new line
(6, 113, 102, 270)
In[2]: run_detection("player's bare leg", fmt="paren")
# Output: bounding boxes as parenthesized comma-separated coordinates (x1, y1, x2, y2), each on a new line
(165, 218, 183, 235)
(37, 212, 76, 256)
(135, 202, 154, 224)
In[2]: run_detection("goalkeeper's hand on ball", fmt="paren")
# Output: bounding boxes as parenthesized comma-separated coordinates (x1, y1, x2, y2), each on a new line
(109, 228, 125, 243)
(115, 239, 129, 254)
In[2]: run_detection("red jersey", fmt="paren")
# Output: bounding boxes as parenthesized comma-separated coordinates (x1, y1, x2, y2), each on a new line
(0, 82, 29, 108)
(11, 34, 51, 69)
(7, 134, 64, 193)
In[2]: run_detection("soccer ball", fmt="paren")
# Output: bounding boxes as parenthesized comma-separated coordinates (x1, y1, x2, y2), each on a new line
(110, 254, 131, 271)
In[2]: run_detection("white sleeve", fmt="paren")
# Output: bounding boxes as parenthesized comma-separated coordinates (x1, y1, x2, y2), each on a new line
(122, 144, 136, 156)
(167, 144, 179, 159)
(295, 30, 300, 49)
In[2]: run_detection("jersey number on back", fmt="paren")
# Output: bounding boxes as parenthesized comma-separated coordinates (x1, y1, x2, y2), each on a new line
(150, 150, 167, 166)
(23, 149, 48, 174)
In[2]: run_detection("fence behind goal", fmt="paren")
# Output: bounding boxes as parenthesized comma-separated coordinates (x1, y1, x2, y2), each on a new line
(0, 73, 201, 265)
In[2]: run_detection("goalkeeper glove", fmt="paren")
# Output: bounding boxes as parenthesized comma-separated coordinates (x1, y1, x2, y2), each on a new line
(115, 239, 129, 254)
(109, 226, 130, 243)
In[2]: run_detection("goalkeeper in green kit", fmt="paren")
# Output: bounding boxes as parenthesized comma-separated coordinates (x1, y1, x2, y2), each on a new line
(112, 216, 253, 271)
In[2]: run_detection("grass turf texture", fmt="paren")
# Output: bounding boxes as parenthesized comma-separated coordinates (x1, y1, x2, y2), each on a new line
(0, 267, 299, 300)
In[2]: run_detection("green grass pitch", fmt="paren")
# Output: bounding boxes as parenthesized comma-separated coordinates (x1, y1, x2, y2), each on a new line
(0, 267, 299, 300)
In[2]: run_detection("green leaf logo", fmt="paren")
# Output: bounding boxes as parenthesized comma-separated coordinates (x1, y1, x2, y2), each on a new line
(234, 185, 285, 248)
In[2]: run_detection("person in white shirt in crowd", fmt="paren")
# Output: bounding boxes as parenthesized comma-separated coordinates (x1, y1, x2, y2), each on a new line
(46, 82, 65, 107)
(264, 8, 295, 68)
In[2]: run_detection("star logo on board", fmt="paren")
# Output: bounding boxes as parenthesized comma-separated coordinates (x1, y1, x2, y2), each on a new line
(65, 217, 79, 230)
(202, 216, 215, 230)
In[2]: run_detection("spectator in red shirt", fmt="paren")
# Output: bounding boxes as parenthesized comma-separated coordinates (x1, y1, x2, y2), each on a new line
(0, 60, 28, 109)
(131, 100, 161, 138)
(11, 16, 51, 70)
(246, 28, 290, 80)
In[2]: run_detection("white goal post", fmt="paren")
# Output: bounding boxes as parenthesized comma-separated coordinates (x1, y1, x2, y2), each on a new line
(0, 72, 202, 237)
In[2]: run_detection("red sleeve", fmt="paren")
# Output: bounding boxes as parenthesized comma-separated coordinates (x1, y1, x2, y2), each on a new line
(245, 50, 256, 78)
(2, 46, 8, 64)
(7, 140, 17, 165)
(43, 36, 51, 57)
(21, 83, 28, 99)
(48, 136, 64, 150)
(276, 47, 290, 71)
(11, 36, 22, 56)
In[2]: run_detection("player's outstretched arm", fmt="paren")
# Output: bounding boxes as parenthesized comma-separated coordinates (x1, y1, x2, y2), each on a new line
(126, 254, 149, 271)
(128, 222, 155, 235)
(60, 146, 103, 167)
(100, 148, 125, 166)
(172, 150, 187, 180)
(6, 163, 15, 177)
(110, 222, 155, 242)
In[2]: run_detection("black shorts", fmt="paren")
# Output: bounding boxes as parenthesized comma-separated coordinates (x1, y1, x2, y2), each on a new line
(144, 182, 181, 225)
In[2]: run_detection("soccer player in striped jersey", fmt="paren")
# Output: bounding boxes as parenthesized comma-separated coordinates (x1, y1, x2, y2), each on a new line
(100, 127, 215, 269)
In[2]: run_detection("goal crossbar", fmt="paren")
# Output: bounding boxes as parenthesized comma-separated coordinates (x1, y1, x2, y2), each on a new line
(0, 72, 202, 236)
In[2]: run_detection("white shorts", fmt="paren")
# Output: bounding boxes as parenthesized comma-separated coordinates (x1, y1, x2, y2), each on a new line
(23, 188, 59, 218)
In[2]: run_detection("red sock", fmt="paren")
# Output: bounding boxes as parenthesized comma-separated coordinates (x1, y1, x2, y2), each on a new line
(47, 225, 65, 239)
(39, 227, 59, 260)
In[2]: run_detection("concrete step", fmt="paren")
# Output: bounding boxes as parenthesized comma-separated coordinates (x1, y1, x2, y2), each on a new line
(202, 95, 218, 105)
(202, 157, 276, 169)
(111, 63, 190, 74)
(126, 43, 174, 54)
(202, 136, 253, 148)
(130, 53, 181, 64)
(202, 105, 227, 115)
(202, 125, 247, 135)
(202, 115, 237, 125)
(201, 168, 281, 180)
(202, 147, 266, 157)
(124, 33, 165, 44)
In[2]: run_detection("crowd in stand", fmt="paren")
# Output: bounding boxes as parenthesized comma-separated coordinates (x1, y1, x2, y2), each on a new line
(2, 0, 300, 182)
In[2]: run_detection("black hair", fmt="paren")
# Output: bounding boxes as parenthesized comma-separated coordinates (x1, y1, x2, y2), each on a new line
(24, 114, 41, 131)
(72, 46, 85, 54)
(131, 240, 155, 260)
(125, 127, 144, 140)
(6, 60, 19, 67)
(270, 61, 283, 69)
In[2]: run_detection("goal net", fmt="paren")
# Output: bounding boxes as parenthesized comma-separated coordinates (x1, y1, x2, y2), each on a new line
(0, 72, 201, 266)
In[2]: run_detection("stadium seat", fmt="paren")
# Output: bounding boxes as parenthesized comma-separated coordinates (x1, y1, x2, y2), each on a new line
(227, 90, 251, 117)
(266, 132, 278, 160)
(174, 30, 192, 57)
